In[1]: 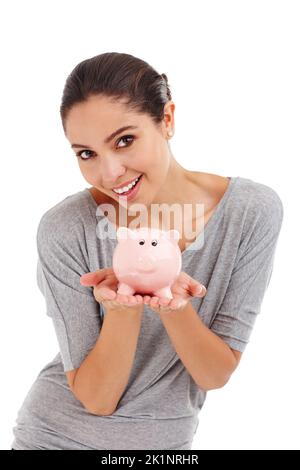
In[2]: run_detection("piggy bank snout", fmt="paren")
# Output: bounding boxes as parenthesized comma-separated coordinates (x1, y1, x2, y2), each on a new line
(136, 254, 157, 273)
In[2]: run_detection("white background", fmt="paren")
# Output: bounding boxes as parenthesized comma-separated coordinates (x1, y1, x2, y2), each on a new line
(0, 0, 299, 450)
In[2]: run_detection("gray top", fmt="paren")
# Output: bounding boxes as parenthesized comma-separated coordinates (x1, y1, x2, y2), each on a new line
(11, 176, 284, 450)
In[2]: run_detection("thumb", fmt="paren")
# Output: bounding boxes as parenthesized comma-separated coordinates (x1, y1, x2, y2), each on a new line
(189, 278, 207, 297)
(194, 284, 206, 297)
(80, 268, 109, 286)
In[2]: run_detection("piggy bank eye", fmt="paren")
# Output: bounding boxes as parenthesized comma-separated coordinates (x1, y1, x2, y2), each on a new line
(139, 239, 145, 245)
(151, 240, 158, 246)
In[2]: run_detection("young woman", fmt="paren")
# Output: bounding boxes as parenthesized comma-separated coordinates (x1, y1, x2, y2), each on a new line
(11, 52, 284, 450)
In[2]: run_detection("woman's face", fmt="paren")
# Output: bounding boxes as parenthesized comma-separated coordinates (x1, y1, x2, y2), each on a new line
(65, 94, 175, 208)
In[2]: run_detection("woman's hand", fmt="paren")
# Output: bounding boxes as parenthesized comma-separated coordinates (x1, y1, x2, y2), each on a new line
(80, 267, 144, 315)
(143, 271, 207, 314)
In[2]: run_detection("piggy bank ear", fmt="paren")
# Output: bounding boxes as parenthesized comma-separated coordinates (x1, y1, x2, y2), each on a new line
(165, 229, 180, 243)
(116, 226, 136, 241)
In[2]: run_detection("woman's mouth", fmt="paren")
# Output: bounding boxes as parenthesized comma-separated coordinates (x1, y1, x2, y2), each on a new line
(113, 174, 143, 201)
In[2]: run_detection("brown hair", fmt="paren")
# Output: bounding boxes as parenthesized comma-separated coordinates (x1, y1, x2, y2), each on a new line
(59, 52, 172, 134)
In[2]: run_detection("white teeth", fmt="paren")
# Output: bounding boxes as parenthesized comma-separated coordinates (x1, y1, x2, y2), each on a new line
(113, 176, 140, 194)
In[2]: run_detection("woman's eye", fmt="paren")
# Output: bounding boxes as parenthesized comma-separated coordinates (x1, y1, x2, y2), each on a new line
(76, 135, 134, 160)
(116, 135, 134, 148)
(76, 150, 94, 160)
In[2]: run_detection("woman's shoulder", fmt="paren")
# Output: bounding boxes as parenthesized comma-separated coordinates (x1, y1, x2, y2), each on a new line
(36, 189, 92, 244)
(226, 176, 284, 242)
(198, 172, 283, 223)
(232, 176, 284, 220)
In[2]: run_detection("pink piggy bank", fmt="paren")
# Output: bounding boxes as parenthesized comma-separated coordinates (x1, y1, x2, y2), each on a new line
(112, 227, 182, 299)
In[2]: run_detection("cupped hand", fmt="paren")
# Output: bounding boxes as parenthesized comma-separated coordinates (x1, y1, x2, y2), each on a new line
(80, 267, 144, 314)
(143, 271, 207, 314)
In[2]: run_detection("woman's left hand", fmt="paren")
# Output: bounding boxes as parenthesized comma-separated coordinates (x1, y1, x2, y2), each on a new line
(143, 271, 207, 314)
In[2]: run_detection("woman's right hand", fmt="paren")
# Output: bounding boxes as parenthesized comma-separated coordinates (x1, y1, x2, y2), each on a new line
(80, 267, 144, 315)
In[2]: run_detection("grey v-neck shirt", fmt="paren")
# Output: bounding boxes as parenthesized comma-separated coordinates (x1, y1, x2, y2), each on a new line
(11, 176, 284, 450)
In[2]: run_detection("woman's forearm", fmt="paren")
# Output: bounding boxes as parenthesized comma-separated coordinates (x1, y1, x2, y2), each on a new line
(158, 302, 238, 390)
(72, 307, 143, 415)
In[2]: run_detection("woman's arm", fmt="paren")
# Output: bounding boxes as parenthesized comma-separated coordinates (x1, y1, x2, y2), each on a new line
(67, 307, 143, 416)
(157, 302, 239, 390)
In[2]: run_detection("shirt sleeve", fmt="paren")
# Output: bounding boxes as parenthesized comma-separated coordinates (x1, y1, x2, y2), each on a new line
(36, 211, 103, 372)
(210, 188, 284, 352)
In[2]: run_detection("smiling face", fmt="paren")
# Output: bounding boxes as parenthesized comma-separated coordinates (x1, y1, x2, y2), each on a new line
(64, 94, 177, 209)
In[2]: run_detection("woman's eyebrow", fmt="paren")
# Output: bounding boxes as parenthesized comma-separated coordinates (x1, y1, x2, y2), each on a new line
(71, 125, 139, 149)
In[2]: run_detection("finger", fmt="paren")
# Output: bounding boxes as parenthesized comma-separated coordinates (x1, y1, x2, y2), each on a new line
(128, 295, 138, 305)
(150, 296, 159, 308)
(194, 284, 206, 297)
(80, 268, 109, 286)
(135, 295, 143, 304)
(116, 293, 129, 304)
(159, 297, 171, 307)
(143, 296, 151, 305)
(189, 278, 206, 297)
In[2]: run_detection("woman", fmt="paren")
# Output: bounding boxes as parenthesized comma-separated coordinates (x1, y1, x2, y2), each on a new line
(11, 52, 284, 450)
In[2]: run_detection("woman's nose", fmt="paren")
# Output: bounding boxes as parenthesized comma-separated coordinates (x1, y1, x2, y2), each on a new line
(100, 158, 126, 188)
